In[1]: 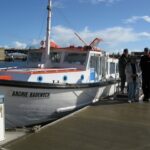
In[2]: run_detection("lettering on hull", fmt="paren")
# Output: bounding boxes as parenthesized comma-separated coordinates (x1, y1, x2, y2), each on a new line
(12, 91, 50, 98)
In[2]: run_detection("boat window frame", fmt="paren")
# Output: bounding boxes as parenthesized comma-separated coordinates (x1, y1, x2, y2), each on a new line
(63, 52, 87, 66)
(49, 51, 62, 63)
(27, 51, 42, 62)
(110, 62, 116, 74)
(88, 52, 102, 80)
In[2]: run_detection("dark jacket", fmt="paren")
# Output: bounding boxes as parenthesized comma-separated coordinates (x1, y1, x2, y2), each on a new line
(119, 54, 129, 77)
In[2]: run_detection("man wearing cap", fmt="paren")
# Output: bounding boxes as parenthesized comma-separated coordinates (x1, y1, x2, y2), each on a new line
(140, 47, 150, 101)
(119, 48, 129, 94)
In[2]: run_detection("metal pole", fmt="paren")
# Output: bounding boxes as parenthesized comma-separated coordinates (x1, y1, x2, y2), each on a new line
(42, 0, 52, 67)
(0, 95, 5, 141)
(45, 0, 51, 56)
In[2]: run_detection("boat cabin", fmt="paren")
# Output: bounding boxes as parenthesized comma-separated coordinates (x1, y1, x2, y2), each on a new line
(26, 46, 118, 83)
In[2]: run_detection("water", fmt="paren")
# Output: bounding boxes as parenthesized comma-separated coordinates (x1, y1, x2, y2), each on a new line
(0, 60, 28, 68)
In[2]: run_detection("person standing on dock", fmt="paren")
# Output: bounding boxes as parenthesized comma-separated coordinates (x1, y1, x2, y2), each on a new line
(119, 49, 129, 94)
(125, 57, 141, 103)
(140, 47, 150, 102)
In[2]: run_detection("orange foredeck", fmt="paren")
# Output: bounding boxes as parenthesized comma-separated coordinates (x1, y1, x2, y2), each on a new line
(0, 75, 12, 80)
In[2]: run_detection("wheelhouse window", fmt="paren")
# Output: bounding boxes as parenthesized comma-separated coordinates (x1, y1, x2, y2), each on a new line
(106, 62, 108, 74)
(50, 52, 61, 63)
(90, 56, 99, 70)
(110, 62, 115, 74)
(90, 55, 101, 74)
(116, 63, 119, 73)
(28, 52, 42, 62)
(64, 53, 86, 65)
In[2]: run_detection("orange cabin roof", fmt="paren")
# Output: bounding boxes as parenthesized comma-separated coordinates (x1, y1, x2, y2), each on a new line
(50, 41, 60, 48)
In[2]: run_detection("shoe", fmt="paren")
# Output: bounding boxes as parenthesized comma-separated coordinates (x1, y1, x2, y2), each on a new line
(128, 100, 132, 103)
(143, 96, 149, 102)
(143, 98, 149, 102)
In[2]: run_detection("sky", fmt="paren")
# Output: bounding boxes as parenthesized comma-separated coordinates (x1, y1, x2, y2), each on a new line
(0, 0, 150, 53)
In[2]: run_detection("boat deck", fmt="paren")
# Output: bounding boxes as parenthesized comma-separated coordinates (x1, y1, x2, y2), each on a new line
(1, 97, 150, 150)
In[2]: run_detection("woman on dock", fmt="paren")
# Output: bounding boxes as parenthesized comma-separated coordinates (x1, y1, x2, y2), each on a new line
(125, 57, 141, 103)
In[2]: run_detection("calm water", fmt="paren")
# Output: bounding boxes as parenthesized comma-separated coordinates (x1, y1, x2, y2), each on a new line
(0, 60, 28, 68)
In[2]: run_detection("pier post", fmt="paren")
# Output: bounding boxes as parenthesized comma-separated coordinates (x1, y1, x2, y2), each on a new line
(0, 95, 5, 141)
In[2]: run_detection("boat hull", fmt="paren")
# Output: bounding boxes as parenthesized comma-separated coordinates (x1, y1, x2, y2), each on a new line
(0, 80, 118, 128)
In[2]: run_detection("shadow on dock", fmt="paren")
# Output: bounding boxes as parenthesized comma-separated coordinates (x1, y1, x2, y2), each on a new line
(92, 94, 128, 106)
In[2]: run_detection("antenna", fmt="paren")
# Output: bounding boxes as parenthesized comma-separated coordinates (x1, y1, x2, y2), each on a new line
(74, 32, 102, 50)
(90, 38, 102, 47)
(74, 32, 88, 46)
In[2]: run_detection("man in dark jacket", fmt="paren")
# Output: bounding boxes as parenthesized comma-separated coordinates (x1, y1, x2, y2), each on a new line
(140, 47, 150, 101)
(119, 49, 129, 93)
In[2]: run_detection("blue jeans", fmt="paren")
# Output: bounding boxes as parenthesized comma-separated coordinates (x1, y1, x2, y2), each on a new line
(128, 81, 138, 100)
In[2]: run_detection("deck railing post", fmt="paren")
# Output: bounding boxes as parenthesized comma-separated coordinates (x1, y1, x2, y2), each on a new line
(0, 95, 5, 141)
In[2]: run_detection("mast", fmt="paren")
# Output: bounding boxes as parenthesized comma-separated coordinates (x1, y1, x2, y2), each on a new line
(46, 0, 51, 57)
(41, 0, 52, 67)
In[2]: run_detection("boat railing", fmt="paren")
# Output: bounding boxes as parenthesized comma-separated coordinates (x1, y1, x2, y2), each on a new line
(0, 66, 17, 70)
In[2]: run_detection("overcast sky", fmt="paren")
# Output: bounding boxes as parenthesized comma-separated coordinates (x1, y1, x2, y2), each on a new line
(0, 0, 150, 53)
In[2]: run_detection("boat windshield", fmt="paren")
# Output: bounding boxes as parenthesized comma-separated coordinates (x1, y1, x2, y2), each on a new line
(110, 62, 115, 74)
(50, 52, 61, 63)
(64, 53, 87, 65)
(28, 52, 42, 62)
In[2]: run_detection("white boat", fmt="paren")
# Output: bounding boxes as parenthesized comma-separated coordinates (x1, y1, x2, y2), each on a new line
(0, 0, 119, 128)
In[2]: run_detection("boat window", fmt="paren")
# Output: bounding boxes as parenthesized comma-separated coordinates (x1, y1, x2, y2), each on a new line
(90, 55, 101, 76)
(28, 52, 42, 62)
(50, 52, 61, 63)
(116, 63, 119, 73)
(64, 53, 86, 65)
(90, 56, 99, 69)
(101, 57, 106, 77)
(106, 62, 108, 74)
(110, 62, 115, 74)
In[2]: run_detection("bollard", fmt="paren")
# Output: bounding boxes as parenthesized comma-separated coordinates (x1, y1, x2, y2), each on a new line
(0, 95, 5, 141)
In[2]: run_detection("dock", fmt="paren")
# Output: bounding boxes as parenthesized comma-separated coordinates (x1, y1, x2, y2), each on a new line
(1, 98, 150, 150)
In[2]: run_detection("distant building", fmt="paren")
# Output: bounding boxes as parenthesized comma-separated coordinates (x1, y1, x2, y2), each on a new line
(0, 48, 29, 61)
(0, 48, 5, 61)
(5, 48, 29, 55)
